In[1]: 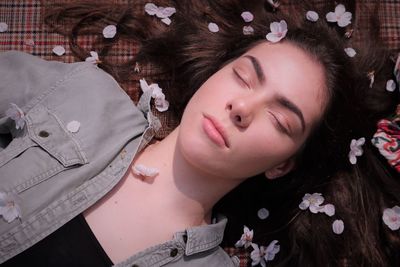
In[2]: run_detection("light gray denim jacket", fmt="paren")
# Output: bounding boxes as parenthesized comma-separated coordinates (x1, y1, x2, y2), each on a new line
(0, 51, 238, 267)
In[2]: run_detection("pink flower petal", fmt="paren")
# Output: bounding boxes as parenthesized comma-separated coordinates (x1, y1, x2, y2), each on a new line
(326, 12, 337, 22)
(332, 219, 344, 234)
(335, 4, 346, 16)
(208, 22, 219, 33)
(241, 11, 254, 22)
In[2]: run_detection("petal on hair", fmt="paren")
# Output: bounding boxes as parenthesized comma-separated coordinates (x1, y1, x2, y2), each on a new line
(266, 33, 280, 43)
(386, 80, 396, 92)
(338, 13, 352, 27)
(243, 25, 254, 35)
(383, 206, 400, 231)
(326, 12, 337, 22)
(299, 200, 309, 210)
(332, 219, 344, 234)
(324, 204, 335, 217)
(156, 7, 176, 18)
(241, 11, 254, 22)
(344, 47, 356, 57)
(269, 21, 280, 33)
(144, 3, 158, 15)
(161, 17, 172, 25)
(335, 4, 346, 16)
(306, 11, 319, 22)
(208, 22, 219, 33)
(257, 208, 270, 220)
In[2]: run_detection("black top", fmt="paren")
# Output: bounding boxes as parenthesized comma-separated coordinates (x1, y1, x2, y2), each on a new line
(1, 214, 113, 267)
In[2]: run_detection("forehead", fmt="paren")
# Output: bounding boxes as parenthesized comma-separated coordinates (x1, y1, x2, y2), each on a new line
(238, 41, 327, 131)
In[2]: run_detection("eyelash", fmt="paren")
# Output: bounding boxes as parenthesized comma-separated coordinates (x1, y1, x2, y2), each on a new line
(269, 112, 290, 135)
(233, 68, 250, 89)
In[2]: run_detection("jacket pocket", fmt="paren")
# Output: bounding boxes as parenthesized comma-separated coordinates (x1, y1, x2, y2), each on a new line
(0, 104, 88, 193)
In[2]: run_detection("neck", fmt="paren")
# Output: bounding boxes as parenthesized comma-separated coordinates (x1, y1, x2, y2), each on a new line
(130, 127, 244, 226)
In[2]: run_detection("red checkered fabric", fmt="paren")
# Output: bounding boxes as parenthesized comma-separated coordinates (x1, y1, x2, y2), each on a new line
(0, 1, 399, 266)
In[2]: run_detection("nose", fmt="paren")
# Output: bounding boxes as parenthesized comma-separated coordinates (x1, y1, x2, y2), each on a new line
(227, 97, 255, 128)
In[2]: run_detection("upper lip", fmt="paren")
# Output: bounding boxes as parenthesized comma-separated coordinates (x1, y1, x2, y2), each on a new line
(203, 113, 230, 148)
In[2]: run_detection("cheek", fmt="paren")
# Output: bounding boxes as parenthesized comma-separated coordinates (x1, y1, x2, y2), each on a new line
(234, 126, 298, 168)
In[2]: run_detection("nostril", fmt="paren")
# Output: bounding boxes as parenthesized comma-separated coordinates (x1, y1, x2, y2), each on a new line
(235, 115, 241, 122)
(227, 104, 233, 110)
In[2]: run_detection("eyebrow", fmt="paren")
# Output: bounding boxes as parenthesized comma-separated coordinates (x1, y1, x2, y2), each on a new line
(243, 54, 306, 134)
(244, 55, 266, 84)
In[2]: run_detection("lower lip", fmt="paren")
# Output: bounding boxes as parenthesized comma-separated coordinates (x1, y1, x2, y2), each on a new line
(202, 117, 226, 148)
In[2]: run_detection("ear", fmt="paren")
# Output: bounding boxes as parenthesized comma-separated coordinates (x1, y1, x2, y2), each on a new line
(264, 158, 295, 180)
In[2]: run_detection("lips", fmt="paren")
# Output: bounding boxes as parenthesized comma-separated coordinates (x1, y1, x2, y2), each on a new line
(202, 114, 230, 148)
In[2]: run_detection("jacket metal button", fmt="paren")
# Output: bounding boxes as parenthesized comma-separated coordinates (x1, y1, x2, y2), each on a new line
(38, 130, 50, 138)
(170, 248, 178, 257)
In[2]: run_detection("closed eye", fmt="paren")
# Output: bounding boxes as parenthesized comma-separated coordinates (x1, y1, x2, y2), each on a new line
(268, 111, 290, 135)
(233, 68, 250, 89)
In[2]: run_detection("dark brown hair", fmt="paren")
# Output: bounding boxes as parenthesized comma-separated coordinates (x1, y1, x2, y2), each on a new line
(43, 0, 400, 266)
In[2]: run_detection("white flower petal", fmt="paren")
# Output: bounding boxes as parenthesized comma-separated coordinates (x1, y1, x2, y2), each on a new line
(270, 21, 280, 34)
(0, 192, 22, 223)
(5, 103, 25, 130)
(208, 22, 219, 33)
(386, 79, 396, 92)
(323, 204, 335, 217)
(103, 25, 117, 39)
(299, 200, 309, 210)
(139, 78, 151, 93)
(156, 7, 176, 18)
(356, 137, 365, 146)
(235, 225, 254, 248)
(266, 33, 280, 43)
(344, 47, 356, 57)
(257, 208, 270, 220)
(279, 20, 287, 31)
(349, 153, 357, 164)
(309, 204, 323, 214)
(52, 45, 66, 56)
(144, 3, 158, 15)
(243, 25, 254, 35)
(338, 16, 352, 27)
(383, 206, 400, 231)
(250, 243, 264, 266)
(335, 4, 346, 16)
(264, 240, 280, 262)
(332, 219, 344, 234)
(0, 22, 8, 33)
(133, 164, 159, 178)
(326, 12, 337, 22)
(67, 120, 81, 133)
(155, 98, 169, 112)
(241, 11, 254, 22)
(85, 51, 99, 64)
(161, 17, 172, 25)
(306, 11, 319, 22)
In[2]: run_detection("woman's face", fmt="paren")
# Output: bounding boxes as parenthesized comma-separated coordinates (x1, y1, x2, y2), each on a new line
(177, 41, 327, 180)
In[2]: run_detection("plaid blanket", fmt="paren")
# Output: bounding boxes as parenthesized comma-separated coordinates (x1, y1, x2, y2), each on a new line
(0, 1, 399, 266)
